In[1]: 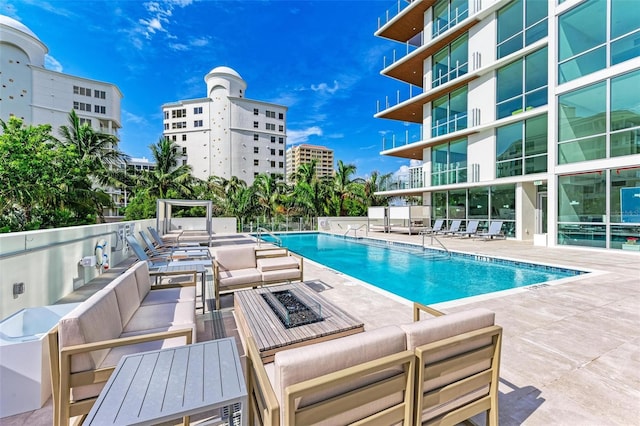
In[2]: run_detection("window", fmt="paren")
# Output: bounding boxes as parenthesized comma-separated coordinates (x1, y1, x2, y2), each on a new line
(254, 108, 259, 115)
(253, 121, 259, 128)
(558, 0, 640, 83)
(279, 137, 284, 144)
(266, 123, 276, 131)
(610, 70, 640, 157)
(496, 47, 547, 119)
(266, 110, 276, 118)
(431, 138, 467, 186)
(79, 118, 92, 126)
(271, 136, 276, 143)
(94, 90, 106, 99)
(182, 147, 187, 154)
(270, 161, 276, 167)
(164, 123, 169, 130)
(279, 162, 284, 168)
(172, 135, 177, 141)
(279, 125, 284, 132)
(279, 112, 284, 120)
(558, 171, 607, 248)
(270, 148, 276, 156)
(182, 135, 187, 141)
(432, 34, 468, 88)
(433, 0, 468, 37)
(278, 150, 283, 156)
(194, 106, 202, 114)
(497, 0, 547, 59)
(496, 114, 548, 178)
(171, 122, 187, 129)
(432, 86, 467, 137)
(194, 120, 203, 127)
(254, 134, 259, 141)
(164, 111, 169, 120)
(172, 109, 187, 118)
(73, 101, 91, 111)
(254, 159, 259, 166)
(254, 147, 259, 154)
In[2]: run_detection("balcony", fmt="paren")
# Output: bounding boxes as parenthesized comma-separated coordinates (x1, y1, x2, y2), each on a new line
(376, 0, 435, 43)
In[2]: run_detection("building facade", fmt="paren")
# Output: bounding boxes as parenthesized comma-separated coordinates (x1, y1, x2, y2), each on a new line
(0, 15, 122, 140)
(374, 0, 640, 251)
(162, 67, 287, 185)
(285, 144, 335, 183)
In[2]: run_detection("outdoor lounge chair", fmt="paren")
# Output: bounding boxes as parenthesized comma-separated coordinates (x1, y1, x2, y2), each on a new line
(139, 231, 210, 260)
(147, 226, 200, 248)
(439, 220, 462, 236)
(421, 219, 444, 235)
(454, 220, 480, 237)
(475, 221, 506, 240)
(126, 235, 212, 269)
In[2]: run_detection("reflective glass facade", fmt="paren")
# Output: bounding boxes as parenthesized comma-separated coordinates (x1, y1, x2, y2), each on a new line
(497, 0, 548, 59)
(496, 47, 548, 119)
(558, 0, 640, 83)
(496, 114, 548, 178)
(431, 138, 467, 186)
(432, 34, 468, 88)
(432, 87, 467, 137)
(433, 0, 468, 37)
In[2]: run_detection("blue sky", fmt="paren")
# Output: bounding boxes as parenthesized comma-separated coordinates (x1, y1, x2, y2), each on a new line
(3, 0, 422, 179)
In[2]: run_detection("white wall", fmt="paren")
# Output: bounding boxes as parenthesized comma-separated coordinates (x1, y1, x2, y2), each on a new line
(0, 220, 154, 320)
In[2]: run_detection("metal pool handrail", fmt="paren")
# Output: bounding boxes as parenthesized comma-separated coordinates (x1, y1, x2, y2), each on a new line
(420, 230, 451, 257)
(344, 224, 366, 238)
(256, 227, 282, 247)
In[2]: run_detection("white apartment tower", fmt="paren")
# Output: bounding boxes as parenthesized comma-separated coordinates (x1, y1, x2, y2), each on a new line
(162, 66, 287, 185)
(285, 144, 335, 183)
(0, 15, 122, 138)
(374, 0, 640, 251)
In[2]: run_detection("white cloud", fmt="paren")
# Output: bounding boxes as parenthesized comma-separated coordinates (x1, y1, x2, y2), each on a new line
(310, 80, 339, 95)
(287, 126, 323, 145)
(45, 54, 63, 72)
(123, 110, 147, 125)
(392, 159, 423, 178)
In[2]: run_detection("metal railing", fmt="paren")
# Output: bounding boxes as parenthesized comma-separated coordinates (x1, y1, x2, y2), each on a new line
(255, 227, 282, 247)
(344, 224, 366, 238)
(420, 230, 451, 257)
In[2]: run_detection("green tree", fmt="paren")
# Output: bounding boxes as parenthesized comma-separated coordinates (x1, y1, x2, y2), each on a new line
(331, 160, 360, 216)
(361, 171, 392, 207)
(146, 138, 196, 198)
(253, 173, 287, 219)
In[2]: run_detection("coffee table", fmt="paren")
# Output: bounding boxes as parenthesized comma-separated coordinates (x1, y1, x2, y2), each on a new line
(234, 282, 364, 363)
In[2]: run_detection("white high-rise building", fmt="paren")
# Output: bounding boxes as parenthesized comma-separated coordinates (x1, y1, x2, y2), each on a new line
(162, 66, 287, 185)
(0, 15, 122, 138)
(374, 0, 640, 251)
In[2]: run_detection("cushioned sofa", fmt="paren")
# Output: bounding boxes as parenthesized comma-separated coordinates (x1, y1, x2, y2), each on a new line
(213, 246, 303, 309)
(47, 261, 197, 426)
(245, 304, 502, 425)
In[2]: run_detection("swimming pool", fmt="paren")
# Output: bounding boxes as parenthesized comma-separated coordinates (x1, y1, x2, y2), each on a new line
(262, 233, 585, 305)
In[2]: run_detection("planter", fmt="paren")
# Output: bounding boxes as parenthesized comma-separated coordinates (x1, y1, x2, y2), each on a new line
(0, 303, 80, 418)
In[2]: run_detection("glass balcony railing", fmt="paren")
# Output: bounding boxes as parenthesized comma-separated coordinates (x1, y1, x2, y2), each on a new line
(376, 86, 424, 114)
(381, 126, 424, 151)
(377, 0, 417, 30)
(432, 61, 469, 88)
(433, 6, 469, 38)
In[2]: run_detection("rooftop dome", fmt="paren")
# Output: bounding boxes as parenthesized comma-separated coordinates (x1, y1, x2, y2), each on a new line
(0, 15, 40, 40)
(207, 66, 243, 80)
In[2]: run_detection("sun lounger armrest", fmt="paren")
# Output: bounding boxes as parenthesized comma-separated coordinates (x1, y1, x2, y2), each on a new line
(413, 302, 445, 321)
(246, 336, 280, 426)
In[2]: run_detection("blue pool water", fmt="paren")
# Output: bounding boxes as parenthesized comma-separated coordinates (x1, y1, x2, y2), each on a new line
(264, 233, 584, 305)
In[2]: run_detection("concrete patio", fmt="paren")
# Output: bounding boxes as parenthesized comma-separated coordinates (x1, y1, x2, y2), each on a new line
(4, 232, 639, 425)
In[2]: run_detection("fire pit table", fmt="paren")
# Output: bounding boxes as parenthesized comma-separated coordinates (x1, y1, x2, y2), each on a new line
(234, 282, 364, 363)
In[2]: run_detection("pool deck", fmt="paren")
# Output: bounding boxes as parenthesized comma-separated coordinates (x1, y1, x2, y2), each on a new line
(5, 232, 639, 425)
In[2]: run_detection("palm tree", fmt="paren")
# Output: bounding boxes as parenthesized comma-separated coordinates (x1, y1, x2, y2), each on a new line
(145, 138, 196, 199)
(362, 171, 393, 207)
(332, 160, 360, 216)
(58, 110, 128, 186)
(253, 173, 286, 220)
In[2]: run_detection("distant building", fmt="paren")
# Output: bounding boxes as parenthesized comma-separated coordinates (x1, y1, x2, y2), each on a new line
(0, 15, 122, 139)
(162, 66, 287, 185)
(373, 0, 640, 251)
(285, 144, 334, 183)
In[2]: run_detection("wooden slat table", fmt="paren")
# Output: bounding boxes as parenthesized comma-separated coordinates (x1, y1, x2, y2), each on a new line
(85, 338, 246, 425)
(234, 283, 364, 363)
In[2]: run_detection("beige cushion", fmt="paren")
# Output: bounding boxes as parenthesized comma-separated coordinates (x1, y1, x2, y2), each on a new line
(120, 323, 196, 344)
(141, 287, 196, 306)
(256, 256, 299, 272)
(132, 261, 152, 300)
(261, 268, 301, 282)
(58, 289, 123, 373)
(217, 268, 262, 288)
(123, 301, 195, 334)
(109, 273, 141, 326)
(274, 325, 407, 425)
(216, 246, 256, 270)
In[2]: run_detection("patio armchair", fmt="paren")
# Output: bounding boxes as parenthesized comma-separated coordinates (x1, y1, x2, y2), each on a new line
(408, 303, 502, 425)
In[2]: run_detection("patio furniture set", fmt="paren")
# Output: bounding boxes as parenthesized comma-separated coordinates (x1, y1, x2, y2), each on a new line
(47, 228, 503, 425)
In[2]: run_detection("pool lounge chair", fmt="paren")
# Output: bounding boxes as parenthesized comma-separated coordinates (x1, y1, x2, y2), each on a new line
(439, 220, 462, 236)
(421, 219, 444, 235)
(139, 231, 210, 260)
(126, 235, 212, 269)
(454, 220, 480, 237)
(475, 221, 506, 240)
(147, 227, 200, 248)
